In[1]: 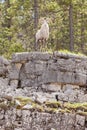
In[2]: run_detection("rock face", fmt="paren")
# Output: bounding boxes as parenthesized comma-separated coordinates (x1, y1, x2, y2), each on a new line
(0, 110, 86, 130)
(0, 52, 87, 130)
(10, 52, 87, 87)
(9, 52, 87, 103)
(0, 56, 9, 77)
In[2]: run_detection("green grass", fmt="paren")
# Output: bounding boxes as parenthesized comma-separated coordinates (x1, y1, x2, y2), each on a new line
(13, 97, 87, 115)
(43, 48, 86, 57)
(45, 101, 61, 108)
(64, 102, 87, 111)
(1, 96, 87, 116)
(58, 49, 86, 57)
(76, 111, 87, 116)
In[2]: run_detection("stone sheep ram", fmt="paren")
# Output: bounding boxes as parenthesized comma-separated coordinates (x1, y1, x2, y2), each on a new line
(35, 19, 49, 50)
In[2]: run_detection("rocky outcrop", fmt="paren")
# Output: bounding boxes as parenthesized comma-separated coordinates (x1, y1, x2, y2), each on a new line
(10, 52, 87, 87)
(0, 52, 87, 130)
(0, 109, 86, 130)
(8, 52, 87, 103)
(0, 56, 9, 77)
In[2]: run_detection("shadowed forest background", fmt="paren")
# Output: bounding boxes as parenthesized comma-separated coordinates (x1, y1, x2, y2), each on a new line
(0, 0, 87, 58)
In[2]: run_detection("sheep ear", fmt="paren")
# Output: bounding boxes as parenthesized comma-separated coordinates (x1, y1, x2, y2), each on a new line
(39, 17, 45, 25)
(46, 18, 52, 24)
(39, 17, 51, 24)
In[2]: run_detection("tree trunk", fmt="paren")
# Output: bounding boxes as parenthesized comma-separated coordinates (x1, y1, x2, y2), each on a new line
(81, 13, 85, 53)
(5, 0, 11, 28)
(34, 0, 38, 51)
(81, 0, 85, 53)
(69, 3, 74, 51)
(4, 0, 12, 41)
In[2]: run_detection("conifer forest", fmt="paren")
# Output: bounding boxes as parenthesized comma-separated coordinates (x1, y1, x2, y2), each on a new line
(0, 0, 87, 57)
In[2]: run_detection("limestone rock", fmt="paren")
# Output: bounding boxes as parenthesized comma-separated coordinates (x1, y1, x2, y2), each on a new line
(0, 52, 87, 130)
(75, 115, 85, 127)
(0, 56, 9, 77)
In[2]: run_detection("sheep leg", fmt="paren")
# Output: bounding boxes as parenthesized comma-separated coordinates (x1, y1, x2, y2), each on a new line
(41, 38, 45, 51)
(39, 40, 42, 51)
(35, 41, 38, 51)
(43, 39, 47, 51)
(45, 39, 47, 51)
(35, 42, 38, 51)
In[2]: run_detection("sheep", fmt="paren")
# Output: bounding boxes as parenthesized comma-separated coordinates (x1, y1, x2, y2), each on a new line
(35, 19, 49, 50)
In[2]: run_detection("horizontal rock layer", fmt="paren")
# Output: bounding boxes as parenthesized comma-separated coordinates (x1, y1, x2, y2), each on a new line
(9, 52, 87, 87)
